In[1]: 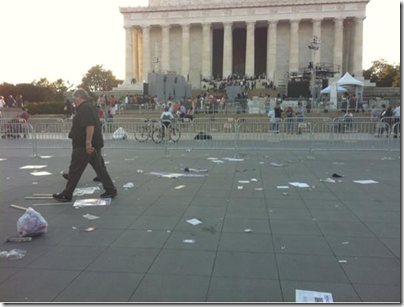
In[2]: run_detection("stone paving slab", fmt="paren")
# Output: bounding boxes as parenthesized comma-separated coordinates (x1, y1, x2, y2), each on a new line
(0, 148, 400, 302)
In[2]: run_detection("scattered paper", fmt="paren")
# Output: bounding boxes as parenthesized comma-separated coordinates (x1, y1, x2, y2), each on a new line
(295, 290, 333, 303)
(353, 180, 379, 184)
(124, 158, 135, 161)
(39, 156, 53, 159)
(84, 227, 97, 232)
(174, 185, 185, 189)
(0, 158, 7, 161)
(254, 188, 263, 191)
(30, 171, 52, 176)
(238, 180, 250, 184)
(104, 161, 110, 164)
(237, 186, 243, 190)
(381, 157, 395, 161)
(277, 186, 289, 189)
(283, 192, 288, 196)
(342, 242, 349, 245)
(186, 218, 202, 226)
(32, 182, 38, 185)
(182, 239, 195, 244)
(73, 198, 112, 208)
(148, 172, 205, 178)
(147, 230, 152, 232)
(320, 178, 336, 183)
(20, 165, 47, 169)
(123, 182, 135, 189)
(332, 162, 345, 165)
(289, 182, 310, 188)
(207, 157, 219, 160)
(73, 187, 100, 196)
(259, 162, 265, 165)
(211, 160, 225, 163)
(271, 162, 283, 167)
(251, 178, 258, 182)
(184, 167, 208, 173)
(244, 229, 252, 233)
(307, 156, 316, 160)
(82, 214, 100, 220)
(338, 260, 347, 263)
(137, 170, 144, 173)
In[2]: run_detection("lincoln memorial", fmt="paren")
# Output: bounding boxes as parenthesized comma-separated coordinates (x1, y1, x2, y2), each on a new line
(120, 0, 369, 90)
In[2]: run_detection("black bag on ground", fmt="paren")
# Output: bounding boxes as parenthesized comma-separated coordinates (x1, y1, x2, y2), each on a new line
(194, 132, 212, 140)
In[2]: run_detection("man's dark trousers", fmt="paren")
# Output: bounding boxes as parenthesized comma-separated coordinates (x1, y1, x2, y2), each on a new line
(63, 147, 115, 197)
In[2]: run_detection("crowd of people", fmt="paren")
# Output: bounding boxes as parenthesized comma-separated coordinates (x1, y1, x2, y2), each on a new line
(0, 95, 25, 108)
(202, 73, 275, 91)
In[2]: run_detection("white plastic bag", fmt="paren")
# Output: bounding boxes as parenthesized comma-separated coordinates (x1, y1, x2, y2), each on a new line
(17, 208, 48, 237)
(112, 127, 128, 140)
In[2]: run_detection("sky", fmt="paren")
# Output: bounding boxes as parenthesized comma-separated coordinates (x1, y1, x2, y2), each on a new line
(0, 0, 401, 87)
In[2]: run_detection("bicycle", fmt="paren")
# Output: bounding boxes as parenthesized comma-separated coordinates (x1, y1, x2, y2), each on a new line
(152, 122, 181, 144)
(134, 119, 160, 142)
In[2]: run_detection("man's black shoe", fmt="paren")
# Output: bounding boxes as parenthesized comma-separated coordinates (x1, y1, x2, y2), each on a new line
(100, 190, 118, 198)
(53, 193, 72, 202)
(93, 176, 101, 182)
(62, 173, 68, 180)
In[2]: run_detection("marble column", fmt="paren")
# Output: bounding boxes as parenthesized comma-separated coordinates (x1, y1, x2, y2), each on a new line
(223, 22, 233, 78)
(181, 24, 191, 78)
(266, 20, 277, 82)
(202, 23, 212, 78)
(352, 17, 365, 78)
(312, 19, 322, 65)
(334, 18, 344, 76)
(142, 25, 151, 82)
(245, 21, 255, 77)
(124, 26, 134, 85)
(137, 29, 143, 82)
(289, 19, 300, 73)
(161, 24, 171, 71)
(132, 28, 139, 82)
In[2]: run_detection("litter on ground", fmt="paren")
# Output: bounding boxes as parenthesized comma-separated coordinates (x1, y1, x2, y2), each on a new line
(30, 171, 52, 176)
(0, 158, 7, 161)
(289, 182, 310, 188)
(184, 167, 208, 173)
(271, 162, 283, 167)
(277, 186, 289, 189)
(73, 187, 100, 196)
(0, 249, 27, 260)
(20, 165, 47, 169)
(338, 260, 347, 263)
(148, 172, 205, 178)
(295, 290, 333, 303)
(353, 180, 379, 184)
(137, 170, 144, 173)
(73, 198, 112, 208)
(182, 239, 195, 244)
(223, 157, 244, 162)
(238, 180, 250, 183)
(244, 229, 252, 233)
(82, 214, 100, 220)
(320, 178, 336, 183)
(174, 185, 185, 189)
(123, 182, 135, 189)
(84, 227, 97, 232)
(332, 173, 345, 178)
(17, 208, 48, 237)
(39, 156, 53, 159)
(186, 218, 202, 226)
(237, 186, 243, 190)
(251, 178, 258, 182)
(5, 237, 32, 243)
(254, 188, 263, 191)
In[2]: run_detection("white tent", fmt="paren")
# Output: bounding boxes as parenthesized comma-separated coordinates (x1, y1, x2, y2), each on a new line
(330, 72, 364, 109)
(320, 84, 348, 94)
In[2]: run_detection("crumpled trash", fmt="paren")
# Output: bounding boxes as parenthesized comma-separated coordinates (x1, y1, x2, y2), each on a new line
(82, 214, 100, 220)
(0, 249, 27, 260)
(17, 208, 48, 237)
(184, 167, 208, 173)
(137, 170, 144, 174)
(112, 127, 128, 140)
(186, 218, 202, 226)
(332, 173, 345, 178)
(320, 178, 336, 183)
(270, 162, 283, 167)
(73, 187, 100, 196)
(123, 182, 135, 189)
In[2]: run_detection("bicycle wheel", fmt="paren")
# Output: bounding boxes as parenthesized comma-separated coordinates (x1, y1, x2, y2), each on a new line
(152, 128, 163, 144)
(135, 126, 149, 142)
(171, 127, 181, 142)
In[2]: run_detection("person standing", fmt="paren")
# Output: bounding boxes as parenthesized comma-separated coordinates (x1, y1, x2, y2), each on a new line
(285, 106, 294, 134)
(273, 103, 282, 133)
(393, 103, 400, 138)
(0, 96, 5, 108)
(370, 104, 379, 134)
(296, 102, 304, 134)
(6, 95, 16, 108)
(53, 89, 117, 202)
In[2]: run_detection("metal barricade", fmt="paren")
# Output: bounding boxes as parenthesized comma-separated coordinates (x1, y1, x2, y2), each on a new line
(312, 121, 390, 151)
(0, 122, 34, 151)
(193, 117, 236, 124)
(391, 122, 401, 151)
(237, 117, 271, 125)
(28, 117, 65, 127)
(237, 121, 312, 151)
(166, 120, 237, 151)
(32, 123, 72, 152)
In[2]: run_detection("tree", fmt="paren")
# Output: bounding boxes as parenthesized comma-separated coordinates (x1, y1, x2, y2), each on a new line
(363, 59, 400, 87)
(79, 65, 123, 92)
(31, 78, 72, 102)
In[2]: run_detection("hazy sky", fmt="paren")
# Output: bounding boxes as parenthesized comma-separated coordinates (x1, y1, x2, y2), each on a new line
(0, 0, 401, 86)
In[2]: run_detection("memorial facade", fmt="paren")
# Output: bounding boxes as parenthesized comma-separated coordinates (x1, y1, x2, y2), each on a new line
(120, 0, 369, 89)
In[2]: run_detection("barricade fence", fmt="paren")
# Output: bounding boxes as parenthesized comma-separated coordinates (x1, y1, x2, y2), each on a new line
(0, 119, 400, 156)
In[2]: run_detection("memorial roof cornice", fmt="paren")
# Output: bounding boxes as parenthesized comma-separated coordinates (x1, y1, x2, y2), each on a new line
(120, 0, 369, 13)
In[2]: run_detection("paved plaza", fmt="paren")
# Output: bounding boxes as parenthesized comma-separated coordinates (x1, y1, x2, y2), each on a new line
(0, 147, 401, 302)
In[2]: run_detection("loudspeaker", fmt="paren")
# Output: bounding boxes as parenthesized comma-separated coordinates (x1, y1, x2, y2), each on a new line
(143, 83, 148, 95)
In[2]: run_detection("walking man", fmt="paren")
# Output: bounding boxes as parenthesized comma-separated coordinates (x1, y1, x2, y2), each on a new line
(53, 89, 117, 202)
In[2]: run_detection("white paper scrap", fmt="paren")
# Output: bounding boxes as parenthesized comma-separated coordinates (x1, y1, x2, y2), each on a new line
(270, 162, 283, 167)
(73, 198, 112, 208)
(251, 178, 258, 182)
(123, 182, 135, 189)
(332, 162, 345, 165)
(32, 182, 38, 185)
(244, 229, 252, 233)
(295, 290, 333, 303)
(39, 156, 53, 159)
(238, 180, 250, 184)
(207, 157, 219, 160)
(353, 180, 379, 184)
(338, 260, 347, 263)
(212, 160, 225, 163)
(73, 187, 100, 196)
(289, 182, 310, 188)
(342, 242, 349, 245)
(30, 171, 52, 176)
(82, 214, 100, 220)
(277, 186, 290, 189)
(137, 170, 144, 173)
(20, 165, 47, 169)
(124, 158, 135, 161)
(182, 239, 195, 244)
(237, 186, 243, 190)
(174, 185, 185, 189)
(0, 158, 7, 161)
(254, 188, 263, 191)
(186, 218, 202, 226)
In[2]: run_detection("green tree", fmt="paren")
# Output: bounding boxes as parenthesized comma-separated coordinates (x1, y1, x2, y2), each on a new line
(79, 65, 123, 92)
(363, 59, 400, 87)
(31, 78, 72, 102)
(392, 64, 400, 87)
